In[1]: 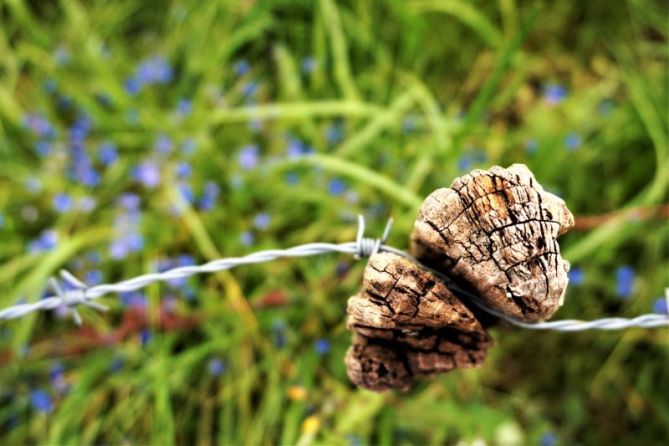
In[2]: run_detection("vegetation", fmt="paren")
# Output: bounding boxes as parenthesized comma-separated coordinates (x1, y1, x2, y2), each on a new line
(0, 0, 667, 444)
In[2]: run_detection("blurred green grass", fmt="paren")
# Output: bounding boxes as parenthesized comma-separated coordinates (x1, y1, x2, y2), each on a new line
(0, 0, 667, 444)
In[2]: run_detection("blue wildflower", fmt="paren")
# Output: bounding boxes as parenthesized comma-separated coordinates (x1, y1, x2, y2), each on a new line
(177, 99, 192, 116)
(35, 140, 52, 156)
(458, 154, 473, 172)
(286, 138, 310, 158)
(402, 114, 418, 133)
(29, 230, 58, 253)
(110, 357, 124, 372)
(237, 145, 259, 170)
(616, 266, 635, 299)
(234, 60, 251, 76)
(568, 267, 584, 286)
(653, 297, 668, 314)
(30, 390, 53, 413)
(49, 363, 64, 382)
(326, 123, 343, 144)
(176, 162, 192, 178)
(524, 139, 539, 155)
(564, 133, 582, 151)
(253, 213, 271, 230)
(328, 178, 346, 196)
(314, 338, 330, 355)
(154, 134, 173, 154)
(23, 114, 55, 138)
(133, 161, 161, 188)
(43, 79, 58, 93)
(136, 55, 173, 85)
(272, 320, 287, 348)
(285, 172, 299, 186)
(543, 84, 566, 105)
(178, 182, 195, 204)
(208, 358, 226, 377)
(539, 432, 556, 446)
(52, 193, 72, 213)
(301, 57, 317, 74)
(200, 181, 220, 211)
(240, 231, 254, 246)
(99, 142, 118, 166)
(118, 193, 141, 212)
(139, 329, 152, 346)
(120, 291, 147, 308)
(242, 81, 258, 98)
(86, 270, 103, 285)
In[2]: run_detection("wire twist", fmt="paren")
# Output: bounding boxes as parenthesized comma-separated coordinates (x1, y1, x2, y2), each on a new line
(0, 216, 667, 331)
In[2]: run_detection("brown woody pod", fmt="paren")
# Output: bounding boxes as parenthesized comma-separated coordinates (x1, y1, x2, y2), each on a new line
(345, 252, 491, 391)
(411, 164, 574, 322)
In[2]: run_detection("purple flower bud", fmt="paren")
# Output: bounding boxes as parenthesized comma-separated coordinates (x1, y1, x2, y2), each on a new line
(616, 266, 635, 299)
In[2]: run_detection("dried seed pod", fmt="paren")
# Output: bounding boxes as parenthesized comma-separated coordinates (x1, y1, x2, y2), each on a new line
(411, 164, 574, 322)
(345, 252, 492, 391)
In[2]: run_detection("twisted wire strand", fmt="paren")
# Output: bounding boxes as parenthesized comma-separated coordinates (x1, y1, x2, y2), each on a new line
(0, 216, 667, 331)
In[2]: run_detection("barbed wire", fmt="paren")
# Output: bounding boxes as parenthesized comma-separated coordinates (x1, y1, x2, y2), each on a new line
(0, 216, 667, 331)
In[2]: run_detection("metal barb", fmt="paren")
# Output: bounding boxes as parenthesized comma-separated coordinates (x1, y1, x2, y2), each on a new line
(355, 215, 394, 258)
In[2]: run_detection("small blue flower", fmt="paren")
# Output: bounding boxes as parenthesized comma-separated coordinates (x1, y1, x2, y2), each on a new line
(35, 140, 52, 156)
(240, 231, 254, 246)
(43, 79, 58, 93)
(457, 154, 473, 172)
(242, 81, 258, 98)
(120, 291, 147, 308)
(208, 358, 226, 377)
(328, 178, 346, 196)
(23, 114, 55, 138)
(136, 55, 173, 85)
(139, 329, 152, 346)
(133, 161, 161, 188)
(253, 213, 271, 230)
(178, 182, 195, 204)
(49, 362, 64, 382)
(234, 60, 251, 76)
(568, 267, 584, 286)
(402, 114, 418, 133)
(286, 138, 307, 158)
(86, 270, 103, 285)
(30, 390, 53, 413)
(123, 76, 142, 96)
(29, 230, 58, 253)
(154, 134, 173, 154)
(238, 145, 259, 170)
(176, 162, 192, 178)
(524, 139, 539, 155)
(110, 357, 124, 372)
(272, 320, 287, 348)
(539, 431, 556, 446)
(301, 57, 317, 74)
(200, 181, 220, 211)
(616, 266, 635, 299)
(326, 123, 343, 144)
(543, 84, 567, 105)
(53, 193, 72, 213)
(314, 338, 330, 355)
(564, 133, 582, 151)
(652, 297, 667, 314)
(118, 193, 141, 212)
(177, 99, 192, 116)
(285, 172, 299, 186)
(99, 142, 118, 166)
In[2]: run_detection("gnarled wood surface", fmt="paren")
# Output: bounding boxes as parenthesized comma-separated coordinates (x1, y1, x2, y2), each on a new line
(411, 164, 574, 322)
(346, 253, 491, 391)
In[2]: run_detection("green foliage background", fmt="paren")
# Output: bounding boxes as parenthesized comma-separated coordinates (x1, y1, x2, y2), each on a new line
(0, 0, 667, 444)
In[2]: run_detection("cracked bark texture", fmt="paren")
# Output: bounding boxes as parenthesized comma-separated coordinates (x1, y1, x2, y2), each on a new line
(346, 253, 491, 391)
(411, 164, 574, 322)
